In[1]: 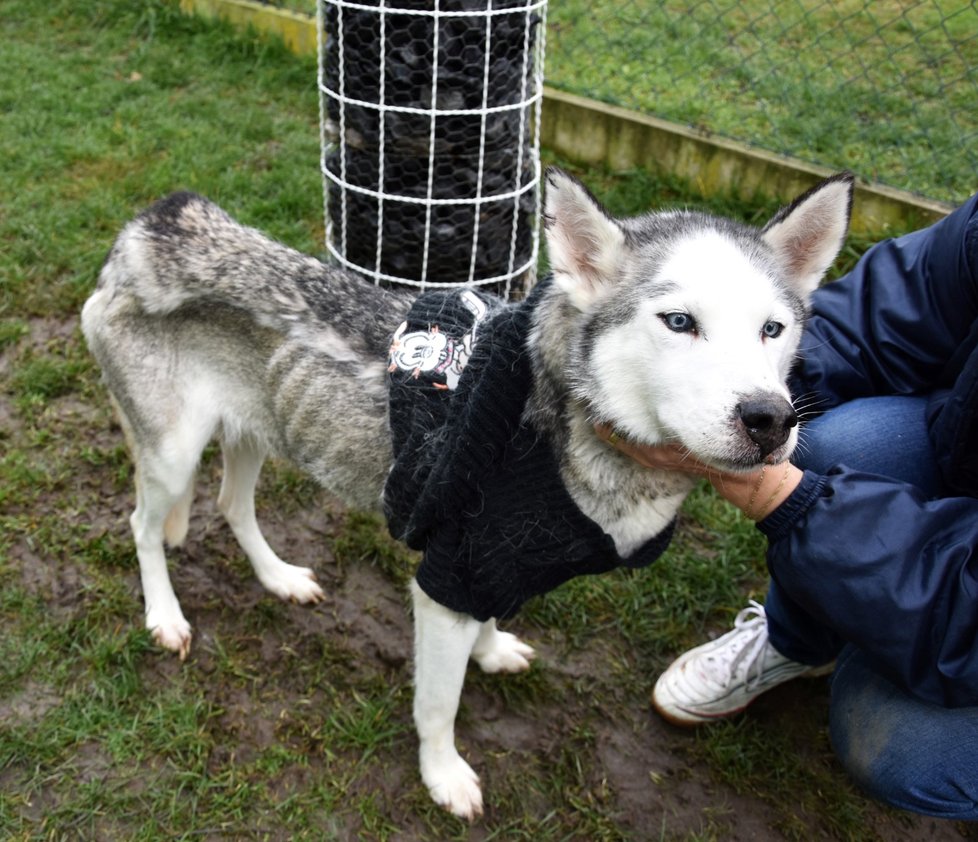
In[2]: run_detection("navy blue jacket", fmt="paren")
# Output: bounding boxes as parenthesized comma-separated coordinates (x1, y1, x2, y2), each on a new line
(760, 193, 978, 708)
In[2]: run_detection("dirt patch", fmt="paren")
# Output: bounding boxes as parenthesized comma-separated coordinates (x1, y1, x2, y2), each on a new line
(0, 681, 63, 727)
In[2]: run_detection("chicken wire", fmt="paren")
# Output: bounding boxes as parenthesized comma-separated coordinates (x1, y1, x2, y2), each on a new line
(545, 0, 977, 207)
(318, 0, 548, 297)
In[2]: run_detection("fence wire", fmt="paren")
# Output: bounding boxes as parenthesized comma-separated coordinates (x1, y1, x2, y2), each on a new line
(265, 0, 977, 206)
(317, 0, 546, 294)
(546, 0, 977, 205)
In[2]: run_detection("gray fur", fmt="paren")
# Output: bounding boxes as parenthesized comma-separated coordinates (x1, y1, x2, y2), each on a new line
(85, 192, 412, 510)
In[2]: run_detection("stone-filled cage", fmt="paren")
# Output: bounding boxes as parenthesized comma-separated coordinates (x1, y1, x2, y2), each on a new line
(317, 0, 547, 297)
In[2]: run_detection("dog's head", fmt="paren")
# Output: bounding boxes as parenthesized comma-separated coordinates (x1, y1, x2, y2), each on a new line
(542, 168, 853, 471)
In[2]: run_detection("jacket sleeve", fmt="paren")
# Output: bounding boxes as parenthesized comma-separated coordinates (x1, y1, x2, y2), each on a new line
(759, 468, 978, 707)
(792, 194, 978, 410)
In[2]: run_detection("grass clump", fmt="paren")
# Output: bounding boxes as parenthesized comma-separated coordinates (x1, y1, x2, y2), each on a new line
(11, 352, 89, 404)
(332, 510, 419, 588)
(0, 319, 29, 350)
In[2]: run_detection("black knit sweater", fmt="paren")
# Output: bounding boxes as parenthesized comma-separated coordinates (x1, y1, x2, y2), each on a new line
(383, 278, 676, 621)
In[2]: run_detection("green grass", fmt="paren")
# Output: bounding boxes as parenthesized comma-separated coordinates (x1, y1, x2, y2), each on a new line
(547, 0, 977, 204)
(0, 0, 323, 321)
(0, 2, 967, 840)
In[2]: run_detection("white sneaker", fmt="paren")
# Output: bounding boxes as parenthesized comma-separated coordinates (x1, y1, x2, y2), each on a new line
(652, 600, 832, 726)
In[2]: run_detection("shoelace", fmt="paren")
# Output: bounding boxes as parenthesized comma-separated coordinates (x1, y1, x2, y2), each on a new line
(723, 600, 771, 691)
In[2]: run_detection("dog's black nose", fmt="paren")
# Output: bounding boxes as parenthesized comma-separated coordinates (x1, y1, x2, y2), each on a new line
(737, 396, 798, 458)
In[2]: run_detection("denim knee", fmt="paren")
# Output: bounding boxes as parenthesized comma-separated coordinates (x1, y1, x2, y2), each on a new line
(828, 646, 978, 820)
(795, 396, 943, 496)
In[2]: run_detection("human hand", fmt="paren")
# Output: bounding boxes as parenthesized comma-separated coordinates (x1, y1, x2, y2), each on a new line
(595, 424, 802, 520)
(595, 424, 717, 478)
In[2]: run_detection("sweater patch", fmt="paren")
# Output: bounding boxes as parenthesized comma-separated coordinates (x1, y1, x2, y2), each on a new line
(384, 281, 675, 621)
(387, 289, 489, 390)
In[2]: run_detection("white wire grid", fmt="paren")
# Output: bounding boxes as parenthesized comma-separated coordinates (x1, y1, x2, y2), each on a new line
(317, 0, 547, 297)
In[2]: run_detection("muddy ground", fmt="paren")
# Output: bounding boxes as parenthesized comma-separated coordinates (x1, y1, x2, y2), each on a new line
(3, 317, 976, 841)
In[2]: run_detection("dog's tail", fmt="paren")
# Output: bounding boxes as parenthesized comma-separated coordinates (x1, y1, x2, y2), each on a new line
(92, 192, 323, 330)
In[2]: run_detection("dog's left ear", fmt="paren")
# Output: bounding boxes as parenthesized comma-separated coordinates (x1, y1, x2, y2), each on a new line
(543, 167, 625, 310)
(761, 172, 854, 296)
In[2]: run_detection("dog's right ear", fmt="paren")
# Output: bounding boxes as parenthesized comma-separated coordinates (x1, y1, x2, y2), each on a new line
(543, 168, 625, 310)
(761, 172, 854, 296)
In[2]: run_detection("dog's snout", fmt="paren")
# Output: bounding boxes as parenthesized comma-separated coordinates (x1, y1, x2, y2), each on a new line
(737, 396, 798, 458)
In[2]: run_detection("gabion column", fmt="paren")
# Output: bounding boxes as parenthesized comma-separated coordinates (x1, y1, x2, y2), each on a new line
(318, 0, 547, 298)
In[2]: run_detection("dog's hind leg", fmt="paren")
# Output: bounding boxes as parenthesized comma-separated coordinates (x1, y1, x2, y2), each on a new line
(163, 477, 195, 549)
(471, 619, 535, 674)
(217, 437, 324, 605)
(128, 422, 214, 661)
(411, 581, 484, 820)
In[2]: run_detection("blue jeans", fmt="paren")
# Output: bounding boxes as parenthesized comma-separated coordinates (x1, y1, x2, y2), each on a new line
(766, 396, 978, 819)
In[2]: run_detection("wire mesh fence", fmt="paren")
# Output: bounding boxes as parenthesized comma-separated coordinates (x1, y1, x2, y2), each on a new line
(318, 0, 547, 295)
(546, 0, 977, 206)
(266, 0, 977, 206)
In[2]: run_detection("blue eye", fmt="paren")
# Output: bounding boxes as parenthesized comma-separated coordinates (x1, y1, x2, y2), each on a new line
(661, 312, 697, 333)
(762, 320, 784, 339)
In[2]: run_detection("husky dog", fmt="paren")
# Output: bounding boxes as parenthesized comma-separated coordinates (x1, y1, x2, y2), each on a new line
(81, 169, 853, 819)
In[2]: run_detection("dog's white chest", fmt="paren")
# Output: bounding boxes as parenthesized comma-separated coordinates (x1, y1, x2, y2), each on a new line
(560, 427, 694, 557)
(600, 485, 689, 556)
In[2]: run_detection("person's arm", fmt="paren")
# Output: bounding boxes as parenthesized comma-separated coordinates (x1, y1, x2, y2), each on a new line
(759, 467, 978, 708)
(794, 194, 978, 410)
(601, 429, 978, 707)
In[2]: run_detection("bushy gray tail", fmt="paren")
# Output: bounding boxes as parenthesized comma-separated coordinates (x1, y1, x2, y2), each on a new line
(96, 192, 321, 330)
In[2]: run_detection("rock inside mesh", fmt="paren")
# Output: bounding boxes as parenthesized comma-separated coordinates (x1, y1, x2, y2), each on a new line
(321, 0, 540, 290)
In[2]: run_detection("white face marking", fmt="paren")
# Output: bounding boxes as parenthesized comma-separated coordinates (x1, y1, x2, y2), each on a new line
(589, 232, 803, 470)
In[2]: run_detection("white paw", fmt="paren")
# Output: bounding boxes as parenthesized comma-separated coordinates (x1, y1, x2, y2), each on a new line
(260, 564, 325, 604)
(421, 748, 483, 821)
(147, 612, 193, 660)
(473, 630, 535, 674)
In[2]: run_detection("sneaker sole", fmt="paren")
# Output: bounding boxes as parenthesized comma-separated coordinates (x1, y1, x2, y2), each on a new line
(652, 698, 750, 728)
(651, 661, 835, 728)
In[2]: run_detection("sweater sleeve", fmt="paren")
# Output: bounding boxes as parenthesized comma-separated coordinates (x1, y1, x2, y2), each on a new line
(758, 468, 978, 707)
(792, 193, 978, 409)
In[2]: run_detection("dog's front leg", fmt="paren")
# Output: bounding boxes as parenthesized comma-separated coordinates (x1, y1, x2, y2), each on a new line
(471, 618, 535, 673)
(411, 581, 484, 821)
